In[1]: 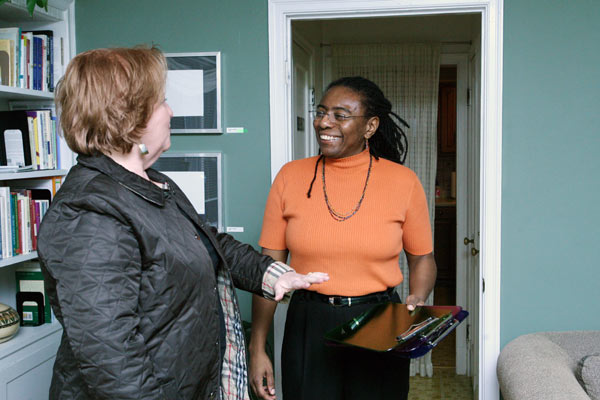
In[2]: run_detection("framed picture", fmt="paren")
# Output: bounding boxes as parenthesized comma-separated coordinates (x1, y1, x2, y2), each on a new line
(153, 152, 223, 231)
(165, 52, 221, 134)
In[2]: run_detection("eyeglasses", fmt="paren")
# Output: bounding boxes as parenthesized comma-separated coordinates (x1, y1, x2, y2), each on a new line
(311, 109, 368, 123)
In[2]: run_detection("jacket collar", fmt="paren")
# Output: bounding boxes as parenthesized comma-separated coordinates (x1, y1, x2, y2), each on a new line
(77, 153, 168, 206)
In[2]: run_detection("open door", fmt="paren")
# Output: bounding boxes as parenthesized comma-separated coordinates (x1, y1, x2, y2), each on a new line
(465, 45, 482, 397)
(454, 40, 481, 396)
(291, 39, 316, 160)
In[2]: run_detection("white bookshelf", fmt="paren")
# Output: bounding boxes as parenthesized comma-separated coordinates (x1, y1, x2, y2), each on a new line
(0, 251, 37, 268)
(0, 0, 64, 23)
(0, 320, 61, 361)
(0, 1, 74, 397)
(0, 168, 68, 181)
(0, 85, 54, 100)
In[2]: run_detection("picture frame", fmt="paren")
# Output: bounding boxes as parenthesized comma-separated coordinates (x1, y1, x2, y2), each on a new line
(152, 152, 223, 231)
(164, 52, 221, 134)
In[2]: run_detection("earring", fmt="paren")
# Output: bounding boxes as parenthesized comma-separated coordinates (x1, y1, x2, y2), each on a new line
(365, 137, 370, 150)
(138, 143, 149, 155)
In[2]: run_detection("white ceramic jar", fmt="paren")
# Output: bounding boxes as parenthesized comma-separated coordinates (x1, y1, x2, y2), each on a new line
(0, 303, 20, 343)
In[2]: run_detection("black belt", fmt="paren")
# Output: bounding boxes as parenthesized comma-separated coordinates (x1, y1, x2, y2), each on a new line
(295, 287, 397, 307)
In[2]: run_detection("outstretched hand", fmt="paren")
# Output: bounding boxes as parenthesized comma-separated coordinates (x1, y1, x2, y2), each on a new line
(273, 272, 329, 301)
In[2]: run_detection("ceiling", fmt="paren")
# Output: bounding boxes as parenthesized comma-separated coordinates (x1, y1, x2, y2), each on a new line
(294, 13, 481, 45)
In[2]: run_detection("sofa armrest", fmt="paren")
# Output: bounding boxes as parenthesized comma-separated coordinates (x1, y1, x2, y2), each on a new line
(497, 333, 590, 400)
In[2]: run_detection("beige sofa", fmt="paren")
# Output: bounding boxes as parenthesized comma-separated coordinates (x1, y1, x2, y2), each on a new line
(497, 331, 600, 400)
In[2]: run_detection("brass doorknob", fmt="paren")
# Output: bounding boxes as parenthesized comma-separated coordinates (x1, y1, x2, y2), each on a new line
(471, 247, 480, 256)
(464, 237, 474, 245)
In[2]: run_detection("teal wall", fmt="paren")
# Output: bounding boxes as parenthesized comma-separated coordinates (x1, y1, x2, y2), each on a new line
(75, 0, 600, 340)
(74, 0, 272, 320)
(502, 0, 600, 346)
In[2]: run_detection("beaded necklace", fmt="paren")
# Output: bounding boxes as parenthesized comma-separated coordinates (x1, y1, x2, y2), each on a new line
(321, 152, 373, 222)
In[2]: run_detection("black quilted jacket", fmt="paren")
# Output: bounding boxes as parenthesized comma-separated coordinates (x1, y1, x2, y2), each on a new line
(37, 153, 274, 399)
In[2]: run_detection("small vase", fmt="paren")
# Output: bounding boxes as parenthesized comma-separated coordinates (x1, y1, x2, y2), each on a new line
(0, 303, 20, 343)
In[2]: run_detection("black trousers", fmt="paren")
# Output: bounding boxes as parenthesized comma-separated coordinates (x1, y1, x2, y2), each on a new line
(281, 290, 410, 400)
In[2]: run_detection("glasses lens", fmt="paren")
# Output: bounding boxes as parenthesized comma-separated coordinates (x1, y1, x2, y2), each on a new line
(333, 113, 350, 122)
(312, 110, 325, 119)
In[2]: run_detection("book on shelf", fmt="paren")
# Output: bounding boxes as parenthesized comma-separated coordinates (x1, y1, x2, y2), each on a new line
(0, 26, 55, 91)
(0, 110, 33, 168)
(21, 30, 32, 89)
(0, 180, 55, 259)
(0, 109, 59, 170)
(28, 30, 53, 92)
(0, 187, 8, 258)
(0, 38, 13, 86)
(0, 27, 20, 88)
(20, 30, 54, 92)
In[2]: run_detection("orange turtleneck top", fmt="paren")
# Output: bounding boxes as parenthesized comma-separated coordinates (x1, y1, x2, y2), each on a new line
(259, 149, 433, 296)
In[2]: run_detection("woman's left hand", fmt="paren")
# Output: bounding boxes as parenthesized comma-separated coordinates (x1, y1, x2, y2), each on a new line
(404, 294, 426, 311)
(273, 272, 329, 301)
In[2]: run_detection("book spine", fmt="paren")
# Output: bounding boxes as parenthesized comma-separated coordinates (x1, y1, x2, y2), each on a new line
(52, 115, 58, 168)
(27, 34, 32, 89)
(26, 114, 37, 170)
(31, 112, 40, 168)
(41, 36, 46, 91)
(48, 36, 53, 91)
(35, 37, 41, 90)
(19, 34, 24, 88)
(18, 196, 25, 254)
(12, 193, 20, 254)
(33, 200, 41, 250)
(28, 191, 35, 250)
(22, 195, 30, 253)
(0, 195, 2, 258)
(1, 188, 11, 257)
(10, 192, 17, 254)
(43, 111, 52, 169)
(51, 176, 62, 195)
(35, 112, 44, 169)
(15, 27, 20, 88)
(31, 37, 36, 90)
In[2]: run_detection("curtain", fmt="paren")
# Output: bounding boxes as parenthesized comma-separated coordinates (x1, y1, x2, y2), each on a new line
(331, 43, 440, 377)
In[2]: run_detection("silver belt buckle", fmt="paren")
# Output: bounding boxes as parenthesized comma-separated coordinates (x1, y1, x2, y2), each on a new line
(328, 296, 351, 306)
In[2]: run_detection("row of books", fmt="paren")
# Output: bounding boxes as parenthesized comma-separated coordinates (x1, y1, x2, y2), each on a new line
(0, 27, 54, 91)
(0, 186, 51, 258)
(0, 109, 59, 170)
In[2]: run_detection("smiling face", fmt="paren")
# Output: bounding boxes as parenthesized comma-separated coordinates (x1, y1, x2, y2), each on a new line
(314, 86, 379, 159)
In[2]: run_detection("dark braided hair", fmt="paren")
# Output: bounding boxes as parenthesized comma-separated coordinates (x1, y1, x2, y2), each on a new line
(330, 76, 409, 164)
(307, 76, 409, 198)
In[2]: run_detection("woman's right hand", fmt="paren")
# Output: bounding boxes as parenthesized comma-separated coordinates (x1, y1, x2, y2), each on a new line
(249, 349, 276, 400)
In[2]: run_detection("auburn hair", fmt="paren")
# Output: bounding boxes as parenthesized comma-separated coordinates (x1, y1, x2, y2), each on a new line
(55, 45, 167, 156)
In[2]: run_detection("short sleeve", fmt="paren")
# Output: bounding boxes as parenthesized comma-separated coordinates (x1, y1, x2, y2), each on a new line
(402, 176, 434, 255)
(259, 169, 288, 250)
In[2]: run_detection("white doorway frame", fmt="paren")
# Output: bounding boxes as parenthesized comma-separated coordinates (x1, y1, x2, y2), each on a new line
(267, 1, 503, 399)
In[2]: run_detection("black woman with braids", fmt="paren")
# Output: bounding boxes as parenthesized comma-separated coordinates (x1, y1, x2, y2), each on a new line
(249, 76, 437, 400)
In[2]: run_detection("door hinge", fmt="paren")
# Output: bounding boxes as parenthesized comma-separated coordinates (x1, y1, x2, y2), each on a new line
(466, 324, 471, 342)
(310, 88, 315, 107)
(482, 278, 485, 293)
(467, 88, 472, 107)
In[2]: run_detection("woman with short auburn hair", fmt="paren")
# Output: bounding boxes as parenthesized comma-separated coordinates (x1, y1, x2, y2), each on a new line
(38, 45, 328, 400)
